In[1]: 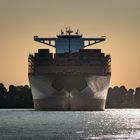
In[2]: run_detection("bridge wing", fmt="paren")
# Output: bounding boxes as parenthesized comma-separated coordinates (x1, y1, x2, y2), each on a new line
(83, 37, 106, 48)
(34, 36, 57, 48)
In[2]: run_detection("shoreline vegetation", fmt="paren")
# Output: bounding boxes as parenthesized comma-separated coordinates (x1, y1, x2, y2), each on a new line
(0, 83, 140, 109)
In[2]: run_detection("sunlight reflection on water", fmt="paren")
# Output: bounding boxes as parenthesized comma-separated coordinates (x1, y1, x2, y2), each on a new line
(0, 109, 139, 140)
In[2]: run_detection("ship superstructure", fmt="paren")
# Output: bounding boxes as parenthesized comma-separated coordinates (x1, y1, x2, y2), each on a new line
(28, 28, 111, 111)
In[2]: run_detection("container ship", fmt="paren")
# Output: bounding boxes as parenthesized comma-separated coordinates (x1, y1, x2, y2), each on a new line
(28, 28, 111, 111)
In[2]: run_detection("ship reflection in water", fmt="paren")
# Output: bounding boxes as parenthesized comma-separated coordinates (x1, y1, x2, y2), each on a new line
(0, 109, 139, 140)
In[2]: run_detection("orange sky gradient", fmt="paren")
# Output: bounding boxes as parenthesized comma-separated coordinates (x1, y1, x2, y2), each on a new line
(0, 0, 140, 89)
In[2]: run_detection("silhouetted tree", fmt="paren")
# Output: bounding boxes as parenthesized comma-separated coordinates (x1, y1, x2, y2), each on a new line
(134, 87, 140, 107)
(106, 87, 114, 108)
(0, 83, 7, 95)
(126, 89, 134, 107)
(0, 83, 7, 107)
(118, 86, 128, 107)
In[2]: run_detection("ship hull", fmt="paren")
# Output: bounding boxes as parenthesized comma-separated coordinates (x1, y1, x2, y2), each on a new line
(28, 74, 110, 111)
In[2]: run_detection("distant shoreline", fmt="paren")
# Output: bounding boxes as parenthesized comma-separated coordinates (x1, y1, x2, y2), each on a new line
(0, 83, 140, 109)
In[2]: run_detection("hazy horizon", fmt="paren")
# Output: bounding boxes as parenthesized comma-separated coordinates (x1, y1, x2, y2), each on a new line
(0, 0, 140, 89)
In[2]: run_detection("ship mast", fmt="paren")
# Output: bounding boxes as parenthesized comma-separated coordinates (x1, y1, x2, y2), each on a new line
(66, 27, 73, 53)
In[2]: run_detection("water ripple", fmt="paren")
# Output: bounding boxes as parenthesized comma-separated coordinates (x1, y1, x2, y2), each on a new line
(0, 109, 139, 140)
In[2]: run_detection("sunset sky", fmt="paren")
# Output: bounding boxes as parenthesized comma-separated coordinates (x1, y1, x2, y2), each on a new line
(0, 0, 140, 89)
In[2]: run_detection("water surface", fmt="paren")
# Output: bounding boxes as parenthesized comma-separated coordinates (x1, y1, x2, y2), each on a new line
(0, 109, 140, 140)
